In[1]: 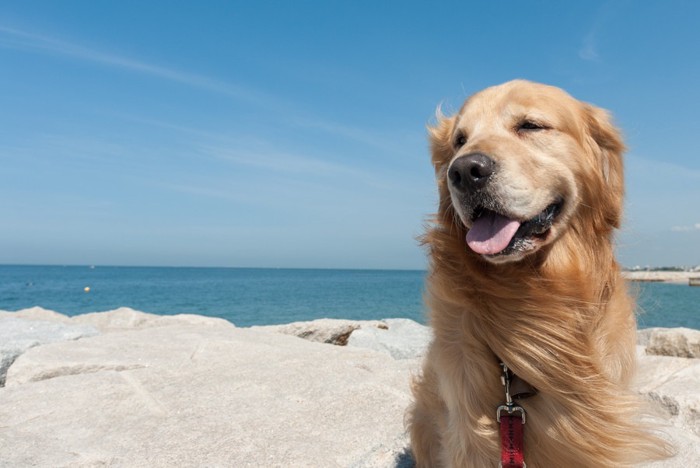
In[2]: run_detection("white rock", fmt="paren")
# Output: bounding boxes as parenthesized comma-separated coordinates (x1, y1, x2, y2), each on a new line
(0, 315, 417, 467)
(252, 318, 388, 345)
(1, 309, 698, 467)
(636, 353, 700, 437)
(0, 306, 72, 323)
(0, 317, 98, 386)
(70, 306, 231, 332)
(637, 328, 653, 347)
(638, 425, 700, 468)
(644, 327, 700, 358)
(348, 318, 432, 360)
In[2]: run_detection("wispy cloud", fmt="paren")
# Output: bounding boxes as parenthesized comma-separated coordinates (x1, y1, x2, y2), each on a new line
(198, 144, 394, 190)
(291, 117, 401, 153)
(202, 145, 362, 176)
(0, 25, 270, 104)
(671, 223, 700, 232)
(578, 2, 619, 62)
(627, 153, 700, 182)
(0, 24, 402, 153)
(88, 114, 386, 181)
(124, 112, 407, 157)
(153, 181, 260, 205)
(579, 31, 599, 61)
(622, 153, 700, 239)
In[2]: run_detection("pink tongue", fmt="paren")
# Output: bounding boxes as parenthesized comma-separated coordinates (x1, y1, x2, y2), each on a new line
(466, 211, 521, 255)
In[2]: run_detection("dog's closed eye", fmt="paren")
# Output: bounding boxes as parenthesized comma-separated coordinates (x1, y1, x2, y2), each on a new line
(516, 119, 550, 133)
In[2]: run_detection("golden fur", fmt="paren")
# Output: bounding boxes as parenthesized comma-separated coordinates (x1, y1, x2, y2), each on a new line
(408, 80, 671, 467)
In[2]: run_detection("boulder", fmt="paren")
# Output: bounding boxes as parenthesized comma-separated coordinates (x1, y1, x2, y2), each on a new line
(635, 349, 700, 438)
(0, 308, 230, 387)
(71, 306, 231, 332)
(252, 318, 432, 359)
(252, 318, 387, 345)
(1, 309, 699, 467)
(0, 306, 72, 323)
(0, 312, 416, 467)
(348, 319, 432, 360)
(637, 328, 653, 347)
(0, 316, 98, 386)
(644, 328, 700, 358)
(639, 425, 700, 468)
(636, 350, 700, 466)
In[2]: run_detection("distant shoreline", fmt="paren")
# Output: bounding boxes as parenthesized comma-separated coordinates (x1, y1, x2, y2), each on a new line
(623, 271, 700, 284)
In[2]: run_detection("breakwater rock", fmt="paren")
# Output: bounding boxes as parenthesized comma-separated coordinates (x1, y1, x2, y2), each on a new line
(0, 308, 698, 467)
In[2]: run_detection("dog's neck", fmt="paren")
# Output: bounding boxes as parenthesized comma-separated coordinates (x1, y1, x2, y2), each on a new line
(425, 214, 623, 393)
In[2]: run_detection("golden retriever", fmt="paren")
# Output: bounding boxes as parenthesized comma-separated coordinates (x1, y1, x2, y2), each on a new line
(408, 80, 670, 467)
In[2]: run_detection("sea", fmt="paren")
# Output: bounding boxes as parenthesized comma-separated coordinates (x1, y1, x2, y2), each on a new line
(0, 265, 698, 329)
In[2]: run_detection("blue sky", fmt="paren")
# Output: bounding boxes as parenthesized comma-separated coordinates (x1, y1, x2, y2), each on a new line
(1, 1, 698, 269)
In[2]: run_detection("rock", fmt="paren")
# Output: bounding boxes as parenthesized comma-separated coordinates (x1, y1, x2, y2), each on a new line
(252, 318, 432, 359)
(1, 309, 698, 467)
(639, 425, 700, 468)
(637, 328, 653, 347)
(0, 306, 72, 323)
(0, 349, 21, 388)
(252, 318, 388, 346)
(348, 319, 432, 360)
(0, 312, 417, 467)
(645, 328, 700, 358)
(0, 308, 229, 387)
(68, 307, 164, 331)
(0, 317, 99, 386)
(71, 307, 231, 332)
(635, 352, 700, 438)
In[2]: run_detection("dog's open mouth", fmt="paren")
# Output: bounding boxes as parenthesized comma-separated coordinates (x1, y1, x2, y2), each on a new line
(466, 200, 563, 256)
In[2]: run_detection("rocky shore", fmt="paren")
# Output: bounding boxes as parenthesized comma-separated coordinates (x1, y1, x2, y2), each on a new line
(1, 307, 699, 467)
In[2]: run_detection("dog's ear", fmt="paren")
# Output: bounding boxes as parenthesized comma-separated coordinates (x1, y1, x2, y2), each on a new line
(428, 109, 456, 172)
(427, 109, 459, 223)
(583, 104, 625, 229)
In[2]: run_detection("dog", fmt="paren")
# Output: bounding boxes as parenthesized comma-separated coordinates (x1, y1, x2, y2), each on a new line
(408, 80, 671, 467)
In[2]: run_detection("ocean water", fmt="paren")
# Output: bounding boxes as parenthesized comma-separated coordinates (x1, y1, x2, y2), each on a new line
(0, 265, 698, 329)
(0, 265, 426, 327)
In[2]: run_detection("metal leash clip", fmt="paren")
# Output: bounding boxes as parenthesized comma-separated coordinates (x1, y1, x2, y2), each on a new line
(496, 362, 526, 424)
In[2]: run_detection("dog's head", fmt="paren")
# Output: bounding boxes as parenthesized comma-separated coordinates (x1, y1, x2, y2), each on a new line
(430, 80, 624, 264)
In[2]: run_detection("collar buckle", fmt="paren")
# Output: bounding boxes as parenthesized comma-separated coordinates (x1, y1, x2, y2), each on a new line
(497, 403, 526, 424)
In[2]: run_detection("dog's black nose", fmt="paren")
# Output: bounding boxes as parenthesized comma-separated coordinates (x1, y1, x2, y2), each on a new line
(448, 153, 495, 191)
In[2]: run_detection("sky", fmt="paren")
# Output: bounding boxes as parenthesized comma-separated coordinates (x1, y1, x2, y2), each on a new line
(0, 1, 698, 269)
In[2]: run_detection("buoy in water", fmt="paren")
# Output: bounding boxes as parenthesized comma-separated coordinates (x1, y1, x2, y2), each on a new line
(84, 286, 91, 293)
